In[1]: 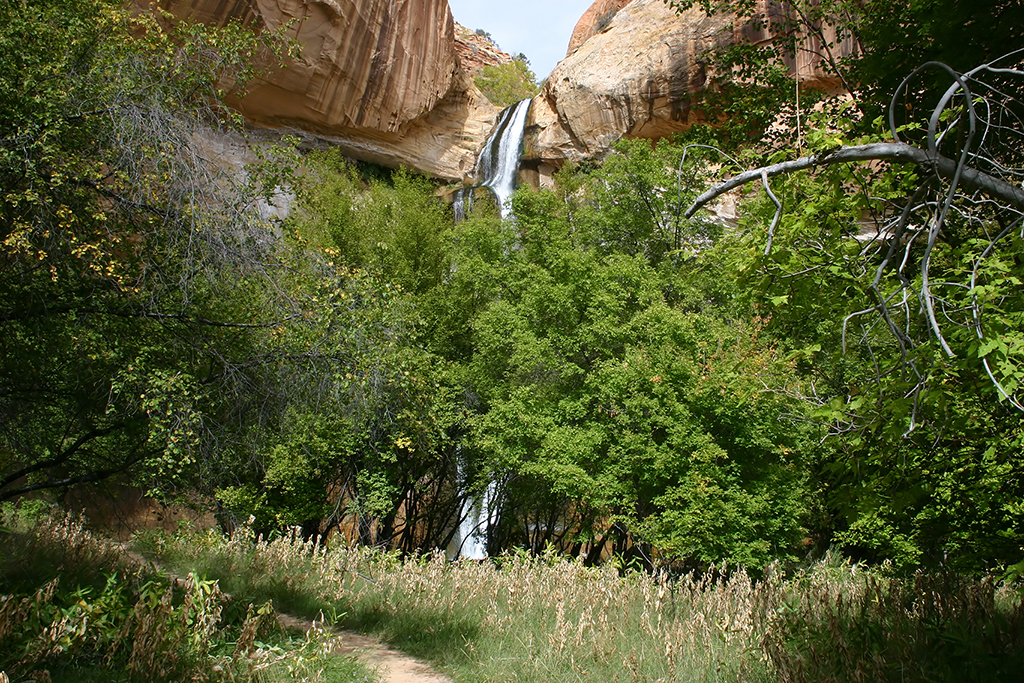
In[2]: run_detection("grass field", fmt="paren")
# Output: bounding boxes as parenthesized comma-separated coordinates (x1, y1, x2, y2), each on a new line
(134, 524, 1024, 683)
(3, 508, 1024, 683)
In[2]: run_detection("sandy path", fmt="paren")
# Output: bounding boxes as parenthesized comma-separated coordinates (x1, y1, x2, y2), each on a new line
(332, 632, 452, 683)
(120, 545, 452, 683)
(276, 614, 452, 683)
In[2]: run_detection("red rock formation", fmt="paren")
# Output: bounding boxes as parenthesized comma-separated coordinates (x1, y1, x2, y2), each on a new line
(524, 0, 858, 185)
(566, 0, 633, 55)
(454, 23, 513, 78)
(159, 0, 457, 133)
(153, 0, 500, 180)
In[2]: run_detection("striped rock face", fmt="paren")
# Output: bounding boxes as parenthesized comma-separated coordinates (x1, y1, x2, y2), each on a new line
(154, 0, 499, 180)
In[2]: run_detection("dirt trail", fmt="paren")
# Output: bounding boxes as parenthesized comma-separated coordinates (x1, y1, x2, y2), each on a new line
(276, 614, 452, 683)
(331, 631, 452, 683)
(119, 545, 452, 683)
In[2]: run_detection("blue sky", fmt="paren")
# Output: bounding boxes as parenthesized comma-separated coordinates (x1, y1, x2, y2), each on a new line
(446, 0, 597, 79)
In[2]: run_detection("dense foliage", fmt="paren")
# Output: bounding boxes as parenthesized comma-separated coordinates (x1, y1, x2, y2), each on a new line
(2, 0, 1022, 586)
(0, 0, 429, 533)
(475, 57, 540, 108)
(0, 0, 286, 502)
(274, 136, 824, 569)
(662, 0, 1024, 572)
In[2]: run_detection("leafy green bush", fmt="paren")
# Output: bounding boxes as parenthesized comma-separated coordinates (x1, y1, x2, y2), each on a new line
(475, 58, 539, 108)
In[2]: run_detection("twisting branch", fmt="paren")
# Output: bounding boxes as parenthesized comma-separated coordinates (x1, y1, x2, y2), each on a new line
(685, 51, 1024, 415)
(0, 423, 128, 491)
(761, 168, 783, 255)
(684, 142, 1024, 219)
(969, 215, 1024, 411)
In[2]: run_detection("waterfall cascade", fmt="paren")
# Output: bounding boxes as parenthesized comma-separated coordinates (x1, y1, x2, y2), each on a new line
(448, 468, 497, 560)
(448, 99, 532, 560)
(454, 98, 532, 220)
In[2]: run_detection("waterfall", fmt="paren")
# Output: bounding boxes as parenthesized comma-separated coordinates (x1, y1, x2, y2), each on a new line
(448, 467, 497, 560)
(447, 100, 532, 560)
(452, 187, 471, 222)
(455, 97, 532, 220)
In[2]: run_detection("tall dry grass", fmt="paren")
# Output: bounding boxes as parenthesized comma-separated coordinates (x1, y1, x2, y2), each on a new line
(138, 527, 776, 681)
(139, 526, 1024, 683)
(0, 511, 374, 683)
(764, 563, 1024, 681)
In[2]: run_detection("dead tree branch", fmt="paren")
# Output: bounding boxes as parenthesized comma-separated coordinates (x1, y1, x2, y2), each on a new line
(685, 51, 1024, 416)
(685, 142, 1024, 219)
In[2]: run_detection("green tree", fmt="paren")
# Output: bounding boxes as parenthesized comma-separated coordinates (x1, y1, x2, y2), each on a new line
(679, 49, 1024, 569)
(0, 0, 414, 523)
(213, 262, 460, 543)
(0, 0, 280, 501)
(249, 153, 469, 546)
(432, 150, 814, 567)
(475, 57, 539, 108)
(289, 152, 451, 295)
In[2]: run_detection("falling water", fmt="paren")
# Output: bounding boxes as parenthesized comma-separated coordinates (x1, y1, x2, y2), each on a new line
(448, 100, 532, 560)
(454, 97, 532, 220)
(452, 187, 471, 222)
(448, 463, 497, 560)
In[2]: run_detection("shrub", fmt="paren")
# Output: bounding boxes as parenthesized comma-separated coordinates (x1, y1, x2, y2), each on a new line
(595, 8, 618, 32)
(475, 58, 539, 108)
(0, 511, 370, 682)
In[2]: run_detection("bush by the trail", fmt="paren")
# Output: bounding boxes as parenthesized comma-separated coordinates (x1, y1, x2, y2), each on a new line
(0, 509, 370, 682)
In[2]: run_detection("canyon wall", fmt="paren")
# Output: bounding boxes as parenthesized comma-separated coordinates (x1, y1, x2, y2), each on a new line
(524, 0, 857, 185)
(155, 0, 499, 181)
(566, 0, 633, 55)
(152, 0, 855, 185)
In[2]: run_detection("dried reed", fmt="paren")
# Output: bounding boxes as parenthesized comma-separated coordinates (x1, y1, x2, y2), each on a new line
(140, 526, 1024, 683)
(1, 512, 370, 682)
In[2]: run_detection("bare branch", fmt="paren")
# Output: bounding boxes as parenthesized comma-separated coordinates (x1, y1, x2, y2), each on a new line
(685, 141, 1024, 219)
(0, 446, 156, 502)
(0, 423, 128, 491)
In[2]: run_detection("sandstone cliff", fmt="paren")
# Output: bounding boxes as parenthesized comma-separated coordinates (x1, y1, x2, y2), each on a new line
(524, 0, 857, 184)
(155, 0, 499, 181)
(566, 0, 632, 56)
(455, 23, 514, 78)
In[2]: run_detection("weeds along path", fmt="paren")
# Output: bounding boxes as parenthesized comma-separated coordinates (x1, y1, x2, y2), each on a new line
(278, 614, 452, 683)
(118, 544, 452, 683)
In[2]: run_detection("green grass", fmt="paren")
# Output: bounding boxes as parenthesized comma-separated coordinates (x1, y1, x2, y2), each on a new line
(131, 526, 1024, 683)
(0, 510, 378, 683)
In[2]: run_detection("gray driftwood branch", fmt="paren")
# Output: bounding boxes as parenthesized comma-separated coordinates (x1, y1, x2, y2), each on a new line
(681, 52, 1024, 419)
(684, 141, 1024, 218)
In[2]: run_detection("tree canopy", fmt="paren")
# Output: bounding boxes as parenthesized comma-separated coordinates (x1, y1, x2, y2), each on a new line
(2, 0, 1022, 577)
(475, 56, 540, 108)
